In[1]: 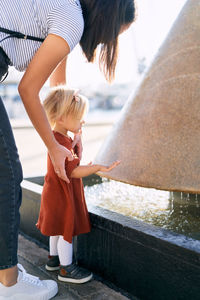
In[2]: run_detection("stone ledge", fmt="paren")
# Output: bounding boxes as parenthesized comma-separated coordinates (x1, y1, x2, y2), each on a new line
(18, 234, 135, 300)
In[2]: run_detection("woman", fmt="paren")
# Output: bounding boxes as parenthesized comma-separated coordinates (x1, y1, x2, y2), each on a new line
(0, 0, 136, 299)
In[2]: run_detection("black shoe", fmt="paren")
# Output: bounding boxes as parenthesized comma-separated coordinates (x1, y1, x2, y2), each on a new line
(45, 255, 60, 271)
(58, 263, 93, 284)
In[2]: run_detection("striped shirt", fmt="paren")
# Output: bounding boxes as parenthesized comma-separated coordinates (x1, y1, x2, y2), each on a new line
(0, 0, 84, 71)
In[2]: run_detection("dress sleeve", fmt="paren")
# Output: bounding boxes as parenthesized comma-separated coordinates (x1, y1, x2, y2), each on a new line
(65, 155, 80, 178)
(47, 1, 84, 52)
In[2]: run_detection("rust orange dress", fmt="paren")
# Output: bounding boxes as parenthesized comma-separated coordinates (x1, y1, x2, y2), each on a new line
(36, 131, 91, 243)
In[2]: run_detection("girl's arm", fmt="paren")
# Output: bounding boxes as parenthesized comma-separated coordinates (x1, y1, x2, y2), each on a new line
(18, 34, 72, 183)
(71, 161, 120, 178)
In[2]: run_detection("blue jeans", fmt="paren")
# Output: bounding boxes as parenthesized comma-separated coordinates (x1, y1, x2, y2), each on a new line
(0, 48, 23, 269)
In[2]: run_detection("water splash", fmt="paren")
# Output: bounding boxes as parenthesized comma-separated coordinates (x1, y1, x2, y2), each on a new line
(85, 180, 200, 240)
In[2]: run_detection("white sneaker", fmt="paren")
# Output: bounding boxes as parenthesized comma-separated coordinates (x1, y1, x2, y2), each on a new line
(0, 264, 58, 300)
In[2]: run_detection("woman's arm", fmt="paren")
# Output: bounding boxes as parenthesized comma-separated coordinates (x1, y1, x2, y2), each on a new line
(71, 161, 120, 178)
(49, 54, 83, 160)
(18, 34, 72, 182)
(50, 56, 68, 87)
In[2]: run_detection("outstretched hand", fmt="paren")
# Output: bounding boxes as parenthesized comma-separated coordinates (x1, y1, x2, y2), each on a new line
(99, 160, 121, 172)
(49, 143, 74, 183)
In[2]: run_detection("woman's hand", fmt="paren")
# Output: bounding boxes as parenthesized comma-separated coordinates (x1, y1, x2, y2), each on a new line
(99, 160, 121, 172)
(72, 130, 83, 160)
(18, 34, 72, 182)
(49, 143, 74, 183)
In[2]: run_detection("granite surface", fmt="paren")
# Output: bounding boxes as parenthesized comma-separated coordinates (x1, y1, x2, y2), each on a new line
(95, 0, 200, 193)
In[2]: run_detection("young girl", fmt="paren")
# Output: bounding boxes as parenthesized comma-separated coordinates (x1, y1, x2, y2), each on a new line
(36, 86, 120, 284)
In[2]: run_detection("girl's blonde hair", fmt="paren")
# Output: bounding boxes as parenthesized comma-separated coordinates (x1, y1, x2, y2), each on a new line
(43, 86, 89, 128)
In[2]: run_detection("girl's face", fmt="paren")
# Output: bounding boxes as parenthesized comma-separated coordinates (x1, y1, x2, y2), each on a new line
(59, 114, 85, 134)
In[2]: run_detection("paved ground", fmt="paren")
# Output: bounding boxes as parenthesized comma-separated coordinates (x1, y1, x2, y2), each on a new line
(18, 234, 135, 300)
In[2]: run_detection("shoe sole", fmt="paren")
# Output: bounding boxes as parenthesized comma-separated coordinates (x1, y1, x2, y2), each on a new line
(0, 286, 58, 300)
(45, 265, 60, 271)
(58, 273, 93, 284)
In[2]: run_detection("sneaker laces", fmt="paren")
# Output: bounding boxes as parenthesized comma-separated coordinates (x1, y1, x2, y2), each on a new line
(17, 264, 43, 287)
(70, 264, 80, 276)
(65, 264, 81, 276)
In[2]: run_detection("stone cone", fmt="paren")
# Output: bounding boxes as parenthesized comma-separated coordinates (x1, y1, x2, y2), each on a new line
(94, 0, 200, 193)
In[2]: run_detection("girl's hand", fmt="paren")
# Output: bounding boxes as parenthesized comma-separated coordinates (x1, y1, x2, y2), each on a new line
(72, 130, 83, 160)
(99, 160, 121, 172)
(49, 143, 74, 183)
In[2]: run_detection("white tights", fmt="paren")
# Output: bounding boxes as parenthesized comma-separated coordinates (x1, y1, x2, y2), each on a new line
(50, 235, 73, 266)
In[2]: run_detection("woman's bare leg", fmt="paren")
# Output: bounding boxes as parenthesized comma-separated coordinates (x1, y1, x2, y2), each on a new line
(0, 266, 18, 286)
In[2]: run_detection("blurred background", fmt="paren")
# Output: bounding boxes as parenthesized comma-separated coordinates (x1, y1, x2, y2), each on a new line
(0, 0, 187, 178)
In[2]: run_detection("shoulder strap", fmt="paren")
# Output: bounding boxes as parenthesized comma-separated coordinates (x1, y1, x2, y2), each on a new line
(0, 27, 44, 42)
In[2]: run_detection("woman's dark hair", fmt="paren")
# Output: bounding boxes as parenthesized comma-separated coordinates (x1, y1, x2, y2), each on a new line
(79, 0, 136, 82)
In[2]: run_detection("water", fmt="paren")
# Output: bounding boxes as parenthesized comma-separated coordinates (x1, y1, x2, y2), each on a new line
(85, 179, 200, 240)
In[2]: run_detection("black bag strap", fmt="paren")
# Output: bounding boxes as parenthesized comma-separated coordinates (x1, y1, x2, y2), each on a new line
(0, 27, 44, 43)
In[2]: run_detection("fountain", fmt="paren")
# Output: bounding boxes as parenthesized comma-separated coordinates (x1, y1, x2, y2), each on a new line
(20, 1, 200, 299)
(94, 0, 200, 194)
